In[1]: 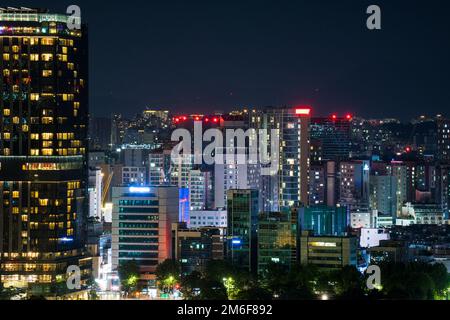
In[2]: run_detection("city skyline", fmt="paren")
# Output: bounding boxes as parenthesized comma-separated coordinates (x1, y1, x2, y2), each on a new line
(5, 0, 450, 120)
(1, 4, 450, 303)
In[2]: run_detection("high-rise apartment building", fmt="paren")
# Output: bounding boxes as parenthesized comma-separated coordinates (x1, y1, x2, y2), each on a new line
(339, 160, 370, 210)
(252, 106, 310, 211)
(437, 118, 450, 162)
(0, 8, 91, 296)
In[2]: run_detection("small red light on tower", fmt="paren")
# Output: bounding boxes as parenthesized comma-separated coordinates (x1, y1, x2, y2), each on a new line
(213, 117, 219, 123)
(405, 146, 411, 153)
(295, 107, 311, 116)
(174, 117, 180, 123)
(332, 114, 337, 120)
(194, 116, 200, 121)
(204, 117, 209, 123)
(346, 114, 353, 120)
(181, 116, 187, 121)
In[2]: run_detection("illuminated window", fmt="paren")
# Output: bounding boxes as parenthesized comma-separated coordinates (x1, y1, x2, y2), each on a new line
(41, 117, 54, 124)
(41, 133, 53, 140)
(3, 69, 10, 76)
(30, 54, 39, 61)
(3, 53, 10, 61)
(30, 93, 40, 101)
(12, 191, 19, 198)
(41, 53, 53, 61)
(62, 47, 68, 54)
(30, 134, 39, 140)
(41, 149, 53, 156)
(61, 94, 74, 101)
(30, 149, 40, 156)
(39, 199, 49, 206)
(3, 132, 10, 140)
(41, 38, 54, 45)
(42, 70, 53, 77)
(12, 45, 19, 53)
(3, 109, 10, 116)
(12, 117, 20, 124)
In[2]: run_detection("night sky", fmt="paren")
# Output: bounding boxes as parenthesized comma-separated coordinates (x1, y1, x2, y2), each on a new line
(6, 0, 450, 120)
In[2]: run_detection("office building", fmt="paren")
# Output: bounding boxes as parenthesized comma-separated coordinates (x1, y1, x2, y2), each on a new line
(226, 189, 259, 273)
(350, 209, 378, 229)
(171, 223, 224, 275)
(359, 228, 390, 248)
(257, 211, 297, 274)
(0, 8, 91, 297)
(188, 209, 227, 228)
(299, 231, 357, 271)
(310, 115, 352, 161)
(111, 186, 178, 275)
(298, 205, 348, 236)
(121, 166, 146, 186)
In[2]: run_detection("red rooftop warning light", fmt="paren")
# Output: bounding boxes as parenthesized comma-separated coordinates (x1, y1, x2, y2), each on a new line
(332, 114, 338, 120)
(295, 107, 311, 116)
(346, 114, 353, 120)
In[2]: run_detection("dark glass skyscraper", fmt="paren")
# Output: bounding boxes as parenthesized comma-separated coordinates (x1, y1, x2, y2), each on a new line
(226, 189, 259, 274)
(0, 8, 91, 296)
(310, 116, 352, 161)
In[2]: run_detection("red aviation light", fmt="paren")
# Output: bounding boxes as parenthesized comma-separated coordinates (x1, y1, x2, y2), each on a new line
(405, 146, 412, 153)
(332, 114, 337, 120)
(181, 116, 187, 121)
(204, 117, 210, 123)
(174, 117, 180, 123)
(295, 107, 311, 116)
(194, 116, 201, 121)
(346, 114, 353, 120)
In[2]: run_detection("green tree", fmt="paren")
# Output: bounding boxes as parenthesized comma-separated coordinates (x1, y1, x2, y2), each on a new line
(155, 259, 181, 292)
(180, 271, 203, 300)
(328, 266, 366, 299)
(198, 279, 228, 300)
(118, 259, 140, 294)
